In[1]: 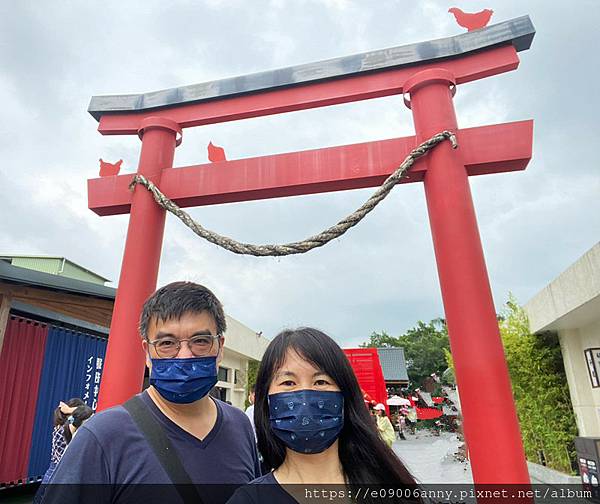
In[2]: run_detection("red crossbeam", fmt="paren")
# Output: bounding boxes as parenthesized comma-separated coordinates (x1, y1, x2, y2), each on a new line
(97, 45, 519, 135)
(88, 120, 532, 216)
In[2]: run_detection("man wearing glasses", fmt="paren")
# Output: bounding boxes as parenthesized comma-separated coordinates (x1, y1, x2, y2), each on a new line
(42, 282, 261, 503)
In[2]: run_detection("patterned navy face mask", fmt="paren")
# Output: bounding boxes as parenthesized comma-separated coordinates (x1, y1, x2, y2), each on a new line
(268, 389, 344, 454)
(149, 356, 218, 404)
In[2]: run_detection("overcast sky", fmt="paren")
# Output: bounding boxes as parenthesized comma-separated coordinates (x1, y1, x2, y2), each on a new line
(1, 0, 598, 347)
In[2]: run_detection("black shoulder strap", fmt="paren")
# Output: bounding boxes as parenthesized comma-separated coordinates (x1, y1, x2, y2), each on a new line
(123, 395, 204, 504)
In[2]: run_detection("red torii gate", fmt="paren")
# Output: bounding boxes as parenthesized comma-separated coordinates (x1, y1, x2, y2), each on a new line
(89, 17, 535, 485)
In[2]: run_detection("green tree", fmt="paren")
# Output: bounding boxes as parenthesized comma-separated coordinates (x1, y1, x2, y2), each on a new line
(245, 359, 260, 409)
(362, 319, 450, 387)
(361, 330, 401, 348)
(500, 295, 578, 473)
(398, 319, 450, 386)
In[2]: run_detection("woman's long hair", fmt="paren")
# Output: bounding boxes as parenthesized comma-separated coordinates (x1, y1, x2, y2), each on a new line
(62, 405, 93, 444)
(254, 327, 418, 486)
(53, 398, 85, 427)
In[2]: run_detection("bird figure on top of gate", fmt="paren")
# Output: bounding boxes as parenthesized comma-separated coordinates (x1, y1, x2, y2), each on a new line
(207, 141, 227, 162)
(448, 7, 493, 32)
(99, 158, 122, 177)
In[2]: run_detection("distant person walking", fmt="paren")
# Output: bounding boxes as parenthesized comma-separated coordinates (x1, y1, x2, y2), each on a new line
(406, 406, 417, 435)
(40, 399, 85, 484)
(34, 399, 90, 504)
(373, 403, 396, 448)
(246, 384, 270, 474)
(245, 385, 256, 436)
(62, 404, 93, 444)
(397, 409, 407, 440)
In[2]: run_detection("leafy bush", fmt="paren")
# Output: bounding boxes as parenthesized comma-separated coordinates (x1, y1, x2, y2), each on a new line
(443, 348, 455, 385)
(500, 295, 578, 474)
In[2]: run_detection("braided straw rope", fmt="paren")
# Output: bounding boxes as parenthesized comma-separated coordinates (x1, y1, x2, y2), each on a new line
(129, 131, 457, 256)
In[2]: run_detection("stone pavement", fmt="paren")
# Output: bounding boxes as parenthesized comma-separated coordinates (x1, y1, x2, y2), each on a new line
(393, 431, 474, 484)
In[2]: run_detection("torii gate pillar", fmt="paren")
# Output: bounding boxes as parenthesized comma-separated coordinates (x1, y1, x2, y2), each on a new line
(97, 118, 180, 405)
(405, 69, 529, 484)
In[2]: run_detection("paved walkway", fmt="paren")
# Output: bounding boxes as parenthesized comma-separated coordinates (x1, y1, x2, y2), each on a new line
(393, 431, 474, 484)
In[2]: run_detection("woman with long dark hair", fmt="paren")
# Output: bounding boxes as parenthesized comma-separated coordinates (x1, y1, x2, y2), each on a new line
(62, 404, 93, 445)
(34, 399, 91, 504)
(40, 398, 85, 485)
(227, 327, 420, 503)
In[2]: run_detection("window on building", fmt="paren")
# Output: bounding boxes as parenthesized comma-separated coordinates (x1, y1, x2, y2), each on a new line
(218, 366, 229, 382)
(210, 386, 228, 402)
(234, 369, 241, 385)
(217, 387, 228, 402)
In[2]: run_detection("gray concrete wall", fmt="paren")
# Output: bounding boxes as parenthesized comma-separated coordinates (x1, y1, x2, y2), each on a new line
(559, 324, 600, 436)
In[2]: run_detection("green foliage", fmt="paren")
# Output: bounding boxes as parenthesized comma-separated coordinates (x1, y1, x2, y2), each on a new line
(360, 331, 399, 348)
(442, 348, 456, 385)
(443, 347, 454, 369)
(500, 295, 578, 474)
(244, 359, 260, 409)
(362, 319, 450, 387)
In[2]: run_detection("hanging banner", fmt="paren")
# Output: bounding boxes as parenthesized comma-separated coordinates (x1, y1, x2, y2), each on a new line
(27, 327, 107, 480)
(0, 317, 48, 485)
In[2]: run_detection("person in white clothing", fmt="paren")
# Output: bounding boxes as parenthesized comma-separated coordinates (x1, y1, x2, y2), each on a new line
(245, 385, 256, 435)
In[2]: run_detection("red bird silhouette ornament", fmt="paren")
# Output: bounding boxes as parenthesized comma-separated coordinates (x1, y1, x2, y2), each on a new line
(207, 142, 227, 162)
(99, 158, 122, 177)
(448, 7, 493, 32)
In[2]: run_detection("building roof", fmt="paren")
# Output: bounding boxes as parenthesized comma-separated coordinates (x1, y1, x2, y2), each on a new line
(11, 301, 110, 335)
(376, 347, 409, 382)
(0, 255, 111, 282)
(0, 260, 116, 300)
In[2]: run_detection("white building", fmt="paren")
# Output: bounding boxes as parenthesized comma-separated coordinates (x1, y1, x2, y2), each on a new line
(215, 315, 270, 409)
(524, 242, 600, 436)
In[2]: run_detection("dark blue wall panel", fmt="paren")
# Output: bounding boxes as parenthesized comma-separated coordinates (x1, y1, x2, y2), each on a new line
(27, 327, 107, 479)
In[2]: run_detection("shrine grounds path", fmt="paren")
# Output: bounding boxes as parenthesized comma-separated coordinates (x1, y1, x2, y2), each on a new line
(394, 431, 474, 485)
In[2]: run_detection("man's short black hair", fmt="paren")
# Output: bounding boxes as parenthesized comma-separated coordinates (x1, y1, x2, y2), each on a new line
(139, 281, 226, 340)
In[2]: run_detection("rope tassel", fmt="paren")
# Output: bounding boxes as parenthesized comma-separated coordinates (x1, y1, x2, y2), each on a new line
(128, 131, 457, 257)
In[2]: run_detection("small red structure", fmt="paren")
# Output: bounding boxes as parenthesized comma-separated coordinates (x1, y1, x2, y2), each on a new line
(344, 348, 389, 415)
(415, 407, 443, 420)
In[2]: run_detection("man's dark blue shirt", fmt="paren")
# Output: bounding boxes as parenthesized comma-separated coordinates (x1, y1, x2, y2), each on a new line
(42, 391, 261, 503)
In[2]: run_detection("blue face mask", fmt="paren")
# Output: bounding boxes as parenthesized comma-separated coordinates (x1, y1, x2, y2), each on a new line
(149, 356, 218, 404)
(269, 389, 344, 454)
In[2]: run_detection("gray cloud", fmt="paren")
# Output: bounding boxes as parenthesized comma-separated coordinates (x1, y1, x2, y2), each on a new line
(1, 0, 598, 346)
